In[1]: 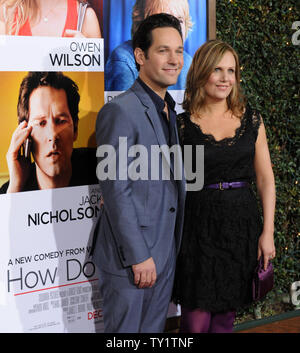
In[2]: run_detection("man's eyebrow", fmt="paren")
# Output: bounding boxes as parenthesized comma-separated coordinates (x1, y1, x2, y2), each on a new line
(157, 45, 184, 50)
(30, 115, 46, 121)
(31, 112, 71, 120)
(56, 112, 71, 118)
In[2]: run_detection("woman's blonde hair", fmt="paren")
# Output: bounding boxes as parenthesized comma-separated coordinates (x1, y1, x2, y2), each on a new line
(183, 40, 246, 118)
(0, 0, 38, 35)
(0, 0, 87, 35)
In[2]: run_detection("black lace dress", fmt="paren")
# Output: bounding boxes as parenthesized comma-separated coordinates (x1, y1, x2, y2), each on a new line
(172, 105, 263, 313)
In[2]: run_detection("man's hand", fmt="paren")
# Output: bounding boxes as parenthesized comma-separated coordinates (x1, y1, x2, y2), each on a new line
(6, 121, 32, 193)
(132, 257, 157, 289)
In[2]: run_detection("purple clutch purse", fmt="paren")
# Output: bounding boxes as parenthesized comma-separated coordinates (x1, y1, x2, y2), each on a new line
(252, 257, 274, 301)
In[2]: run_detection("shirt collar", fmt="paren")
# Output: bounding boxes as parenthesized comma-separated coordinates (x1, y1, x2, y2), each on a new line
(137, 77, 176, 112)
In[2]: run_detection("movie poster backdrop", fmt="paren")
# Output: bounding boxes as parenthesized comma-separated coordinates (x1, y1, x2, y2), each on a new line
(0, 0, 105, 333)
(0, 0, 210, 332)
(103, 0, 207, 109)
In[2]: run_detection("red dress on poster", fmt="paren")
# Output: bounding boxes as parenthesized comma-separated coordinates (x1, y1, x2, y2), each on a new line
(13, 0, 78, 36)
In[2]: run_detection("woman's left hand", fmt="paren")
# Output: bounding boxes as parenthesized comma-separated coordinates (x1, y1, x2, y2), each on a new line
(257, 231, 276, 270)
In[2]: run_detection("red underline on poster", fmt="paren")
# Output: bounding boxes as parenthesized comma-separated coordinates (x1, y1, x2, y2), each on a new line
(14, 278, 99, 296)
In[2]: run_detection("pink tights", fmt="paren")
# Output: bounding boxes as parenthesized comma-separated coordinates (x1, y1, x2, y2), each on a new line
(180, 307, 236, 333)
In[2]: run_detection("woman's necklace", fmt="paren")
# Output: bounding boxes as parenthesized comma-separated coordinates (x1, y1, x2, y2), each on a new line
(42, 0, 61, 23)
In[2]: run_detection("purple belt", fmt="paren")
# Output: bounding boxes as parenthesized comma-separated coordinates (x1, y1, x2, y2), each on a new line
(204, 181, 250, 190)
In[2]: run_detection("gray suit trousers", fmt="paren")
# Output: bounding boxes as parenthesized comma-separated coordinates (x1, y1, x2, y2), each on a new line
(97, 244, 176, 333)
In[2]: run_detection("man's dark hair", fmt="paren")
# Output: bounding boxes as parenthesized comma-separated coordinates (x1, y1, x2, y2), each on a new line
(17, 72, 80, 132)
(132, 13, 183, 71)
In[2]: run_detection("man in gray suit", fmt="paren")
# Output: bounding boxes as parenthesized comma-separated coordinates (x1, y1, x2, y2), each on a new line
(92, 13, 186, 333)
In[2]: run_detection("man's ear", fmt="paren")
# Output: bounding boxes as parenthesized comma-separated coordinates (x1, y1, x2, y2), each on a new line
(134, 47, 145, 68)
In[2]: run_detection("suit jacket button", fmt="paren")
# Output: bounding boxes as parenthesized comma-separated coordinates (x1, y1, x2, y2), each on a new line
(169, 207, 176, 213)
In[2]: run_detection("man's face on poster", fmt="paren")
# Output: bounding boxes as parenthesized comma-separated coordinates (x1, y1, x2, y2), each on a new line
(28, 86, 77, 179)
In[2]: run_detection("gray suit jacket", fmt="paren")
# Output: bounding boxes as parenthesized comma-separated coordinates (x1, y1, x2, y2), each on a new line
(92, 80, 186, 277)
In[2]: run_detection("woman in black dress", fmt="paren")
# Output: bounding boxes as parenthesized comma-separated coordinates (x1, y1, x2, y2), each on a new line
(172, 40, 276, 333)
